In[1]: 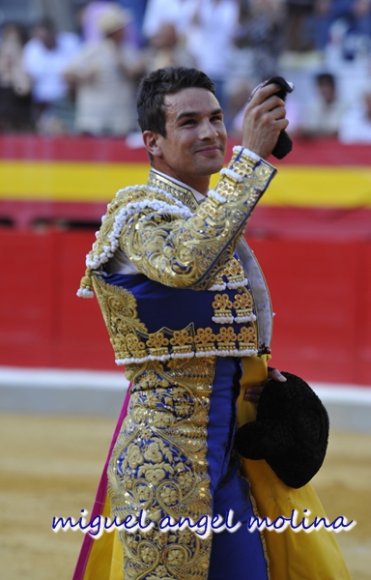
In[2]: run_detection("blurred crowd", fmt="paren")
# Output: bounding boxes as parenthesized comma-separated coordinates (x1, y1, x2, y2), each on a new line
(1, 0, 371, 143)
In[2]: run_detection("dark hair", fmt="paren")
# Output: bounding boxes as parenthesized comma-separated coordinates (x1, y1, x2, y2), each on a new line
(137, 67, 215, 136)
(34, 17, 56, 32)
(315, 72, 336, 88)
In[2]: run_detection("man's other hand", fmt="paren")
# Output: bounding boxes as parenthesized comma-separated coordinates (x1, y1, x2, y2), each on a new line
(241, 83, 289, 159)
(243, 367, 287, 405)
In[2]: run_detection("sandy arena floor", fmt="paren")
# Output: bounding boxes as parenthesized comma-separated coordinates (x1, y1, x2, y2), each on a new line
(1, 413, 370, 579)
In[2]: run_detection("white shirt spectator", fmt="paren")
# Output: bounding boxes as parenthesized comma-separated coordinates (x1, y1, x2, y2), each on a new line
(142, 0, 196, 38)
(23, 30, 80, 103)
(300, 98, 348, 137)
(339, 92, 371, 143)
(64, 38, 139, 135)
(63, 5, 143, 136)
(186, 0, 238, 80)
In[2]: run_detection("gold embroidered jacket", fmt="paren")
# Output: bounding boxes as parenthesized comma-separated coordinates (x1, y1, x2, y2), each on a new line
(78, 146, 276, 365)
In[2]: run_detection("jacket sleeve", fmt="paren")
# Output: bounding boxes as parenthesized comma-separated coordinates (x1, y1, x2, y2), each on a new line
(119, 147, 276, 289)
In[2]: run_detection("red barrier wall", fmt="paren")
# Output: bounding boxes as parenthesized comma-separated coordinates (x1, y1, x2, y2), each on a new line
(1, 228, 370, 384)
(0, 134, 370, 165)
(0, 230, 113, 370)
(1, 135, 370, 385)
(251, 238, 370, 384)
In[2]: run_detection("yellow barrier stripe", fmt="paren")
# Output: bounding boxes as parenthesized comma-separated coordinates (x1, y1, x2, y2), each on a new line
(266, 166, 371, 207)
(0, 161, 147, 200)
(1, 161, 371, 207)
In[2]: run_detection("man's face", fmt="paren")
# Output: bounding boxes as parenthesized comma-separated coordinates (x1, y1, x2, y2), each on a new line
(318, 80, 335, 104)
(145, 87, 227, 193)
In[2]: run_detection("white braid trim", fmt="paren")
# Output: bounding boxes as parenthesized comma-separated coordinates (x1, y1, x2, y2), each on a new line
(226, 278, 248, 289)
(232, 145, 261, 163)
(234, 314, 257, 323)
(208, 189, 226, 203)
(97, 184, 189, 230)
(212, 316, 234, 324)
(115, 352, 196, 365)
(112, 184, 190, 210)
(76, 288, 94, 298)
(207, 283, 226, 291)
(86, 199, 192, 269)
(113, 185, 143, 199)
(220, 167, 244, 182)
(115, 347, 258, 365)
(212, 314, 257, 324)
(196, 348, 258, 357)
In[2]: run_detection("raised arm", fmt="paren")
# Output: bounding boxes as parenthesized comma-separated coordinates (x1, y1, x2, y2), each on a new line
(118, 82, 288, 288)
(119, 149, 275, 289)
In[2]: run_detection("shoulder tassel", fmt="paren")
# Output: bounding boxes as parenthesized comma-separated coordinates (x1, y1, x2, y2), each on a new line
(76, 269, 94, 298)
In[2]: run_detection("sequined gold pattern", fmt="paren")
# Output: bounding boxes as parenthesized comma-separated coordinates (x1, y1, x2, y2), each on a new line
(108, 358, 215, 579)
(120, 153, 275, 291)
(77, 147, 276, 296)
(211, 294, 233, 322)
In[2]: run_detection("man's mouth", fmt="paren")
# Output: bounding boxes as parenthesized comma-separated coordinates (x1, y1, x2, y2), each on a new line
(195, 145, 222, 154)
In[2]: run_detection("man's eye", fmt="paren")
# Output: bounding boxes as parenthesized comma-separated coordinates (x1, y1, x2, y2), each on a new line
(182, 119, 196, 126)
(212, 116, 223, 123)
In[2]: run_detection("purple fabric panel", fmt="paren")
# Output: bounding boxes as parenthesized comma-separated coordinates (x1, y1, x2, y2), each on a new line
(72, 386, 131, 579)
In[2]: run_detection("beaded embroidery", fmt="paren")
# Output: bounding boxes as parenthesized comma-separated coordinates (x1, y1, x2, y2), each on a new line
(108, 357, 215, 579)
(92, 275, 259, 365)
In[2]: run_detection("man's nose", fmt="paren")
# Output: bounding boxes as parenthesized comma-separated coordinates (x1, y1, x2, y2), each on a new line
(198, 119, 218, 139)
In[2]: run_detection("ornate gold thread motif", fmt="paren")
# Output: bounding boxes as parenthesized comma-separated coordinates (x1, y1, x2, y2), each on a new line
(76, 151, 276, 578)
(78, 150, 275, 296)
(208, 256, 247, 289)
(233, 288, 256, 322)
(234, 291, 253, 310)
(238, 326, 258, 350)
(92, 275, 259, 364)
(108, 357, 215, 579)
(212, 293, 233, 320)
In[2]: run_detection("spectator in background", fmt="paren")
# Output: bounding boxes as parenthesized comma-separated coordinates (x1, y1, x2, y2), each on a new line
(22, 17, 80, 133)
(142, 0, 239, 110)
(142, 0, 195, 40)
(296, 71, 348, 138)
(184, 0, 239, 110)
(312, 0, 336, 50)
(339, 83, 371, 142)
(285, 0, 317, 53)
(145, 22, 196, 71)
(117, 0, 148, 47)
(144, 0, 240, 104)
(345, 0, 371, 39)
(232, 0, 286, 83)
(64, 4, 145, 136)
(77, 0, 120, 41)
(310, 0, 359, 52)
(77, 0, 143, 47)
(225, 0, 286, 127)
(318, 1, 371, 64)
(0, 22, 33, 132)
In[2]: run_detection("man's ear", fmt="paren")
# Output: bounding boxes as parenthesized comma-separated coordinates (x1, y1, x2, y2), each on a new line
(142, 130, 163, 158)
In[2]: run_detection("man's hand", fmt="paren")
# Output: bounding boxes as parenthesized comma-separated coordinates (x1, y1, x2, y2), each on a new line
(241, 83, 289, 159)
(267, 367, 287, 383)
(243, 366, 287, 404)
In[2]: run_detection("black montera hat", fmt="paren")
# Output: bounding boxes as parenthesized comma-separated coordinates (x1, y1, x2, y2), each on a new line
(235, 371, 329, 489)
